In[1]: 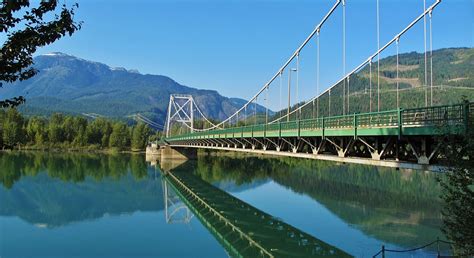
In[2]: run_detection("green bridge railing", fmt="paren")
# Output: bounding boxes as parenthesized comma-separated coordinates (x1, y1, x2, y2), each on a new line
(166, 102, 473, 142)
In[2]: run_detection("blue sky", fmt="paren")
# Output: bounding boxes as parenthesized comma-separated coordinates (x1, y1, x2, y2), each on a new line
(24, 0, 474, 108)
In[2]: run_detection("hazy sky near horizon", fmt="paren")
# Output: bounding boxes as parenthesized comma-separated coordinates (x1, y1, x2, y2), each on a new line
(11, 0, 474, 107)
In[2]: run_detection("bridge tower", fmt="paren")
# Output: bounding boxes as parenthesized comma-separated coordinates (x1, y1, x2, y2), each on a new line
(165, 94, 195, 137)
(162, 178, 193, 224)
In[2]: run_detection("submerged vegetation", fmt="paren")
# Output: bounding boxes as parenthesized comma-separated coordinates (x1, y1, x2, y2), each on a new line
(0, 108, 158, 151)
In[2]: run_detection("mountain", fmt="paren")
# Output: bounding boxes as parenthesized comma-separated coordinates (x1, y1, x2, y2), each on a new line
(362, 47, 474, 89)
(2, 48, 472, 125)
(288, 47, 474, 119)
(0, 52, 269, 125)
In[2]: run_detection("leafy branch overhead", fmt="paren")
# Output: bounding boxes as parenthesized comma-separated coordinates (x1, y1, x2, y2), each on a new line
(0, 0, 82, 108)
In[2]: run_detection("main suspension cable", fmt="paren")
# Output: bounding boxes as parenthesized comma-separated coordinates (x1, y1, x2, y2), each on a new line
(269, 0, 441, 124)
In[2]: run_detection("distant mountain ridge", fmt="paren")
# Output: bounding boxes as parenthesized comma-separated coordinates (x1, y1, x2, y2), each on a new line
(1, 48, 472, 124)
(1, 52, 268, 124)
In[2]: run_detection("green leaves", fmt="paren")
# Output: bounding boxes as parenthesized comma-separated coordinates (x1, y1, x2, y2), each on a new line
(0, 110, 156, 151)
(1, 108, 25, 147)
(131, 123, 152, 150)
(1, 0, 82, 108)
(439, 124, 474, 256)
(109, 122, 130, 150)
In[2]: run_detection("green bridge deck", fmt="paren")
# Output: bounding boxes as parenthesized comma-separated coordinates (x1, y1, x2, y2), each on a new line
(166, 103, 472, 142)
(163, 169, 352, 258)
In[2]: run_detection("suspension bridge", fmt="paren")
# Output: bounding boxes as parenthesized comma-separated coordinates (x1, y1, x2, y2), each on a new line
(158, 0, 473, 170)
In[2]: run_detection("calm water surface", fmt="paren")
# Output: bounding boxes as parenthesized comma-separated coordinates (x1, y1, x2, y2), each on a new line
(0, 151, 450, 257)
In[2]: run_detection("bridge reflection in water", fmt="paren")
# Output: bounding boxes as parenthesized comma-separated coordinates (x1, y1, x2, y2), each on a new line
(159, 163, 351, 258)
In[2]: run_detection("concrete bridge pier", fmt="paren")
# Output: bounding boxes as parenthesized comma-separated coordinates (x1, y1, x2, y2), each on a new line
(146, 143, 197, 161)
(161, 145, 197, 160)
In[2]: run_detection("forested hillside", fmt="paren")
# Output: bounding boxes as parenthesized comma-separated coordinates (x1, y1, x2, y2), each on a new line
(282, 47, 474, 120)
(1, 53, 268, 124)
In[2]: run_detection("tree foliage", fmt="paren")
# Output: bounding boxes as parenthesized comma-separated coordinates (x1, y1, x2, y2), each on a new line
(0, 0, 82, 107)
(0, 110, 153, 151)
(109, 122, 130, 150)
(439, 112, 474, 256)
(2, 108, 25, 147)
(132, 123, 152, 150)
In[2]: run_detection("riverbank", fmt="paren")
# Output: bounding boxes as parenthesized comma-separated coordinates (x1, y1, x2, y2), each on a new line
(1, 144, 146, 154)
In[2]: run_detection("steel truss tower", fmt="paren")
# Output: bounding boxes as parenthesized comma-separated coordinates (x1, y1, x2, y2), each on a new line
(165, 94, 195, 137)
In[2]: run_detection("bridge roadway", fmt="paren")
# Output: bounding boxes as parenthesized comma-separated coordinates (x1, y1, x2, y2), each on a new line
(165, 103, 474, 170)
(162, 168, 351, 257)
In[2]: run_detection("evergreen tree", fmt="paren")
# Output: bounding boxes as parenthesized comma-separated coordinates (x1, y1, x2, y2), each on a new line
(26, 116, 47, 145)
(439, 120, 474, 256)
(62, 116, 76, 143)
(131, 123, 152, 150)
(109, 122, 130, 150)
(48, 113, 64, 144)
(0, 109, 5, 147)
(72, 117, 88, 146)
(2, 108, 24, 147)
(101, 121, 112, 147)
(0, 111, 150, 150)
(86, 118, 112, 147)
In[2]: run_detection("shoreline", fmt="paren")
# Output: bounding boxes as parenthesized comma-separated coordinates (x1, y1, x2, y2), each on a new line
(0, 146, 146, 154)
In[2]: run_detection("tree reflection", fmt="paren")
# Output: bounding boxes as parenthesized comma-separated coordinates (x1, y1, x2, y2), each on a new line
(0, 152, 151, 188)
(194, 153, 445, 249)
(0, 152, 161, 227)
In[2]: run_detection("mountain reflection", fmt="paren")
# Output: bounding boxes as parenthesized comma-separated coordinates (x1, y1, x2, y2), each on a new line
(0, 152, 163, 227)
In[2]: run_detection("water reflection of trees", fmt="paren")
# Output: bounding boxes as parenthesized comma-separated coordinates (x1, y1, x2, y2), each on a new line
(194, 154, 445, 248)
(0, 152, 149, 188)
(0, 152, 162, 227)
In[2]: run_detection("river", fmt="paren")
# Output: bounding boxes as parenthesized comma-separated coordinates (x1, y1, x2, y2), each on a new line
(0, 151, 451, 257)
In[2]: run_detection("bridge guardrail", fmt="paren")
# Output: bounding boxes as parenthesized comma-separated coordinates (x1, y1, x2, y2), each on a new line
(402, 103, 464, 126)
(300, 118, 323, 131)
(357, 110, 399, 128)
(165, 102, 472, 142)
(325, 114, 354, 129)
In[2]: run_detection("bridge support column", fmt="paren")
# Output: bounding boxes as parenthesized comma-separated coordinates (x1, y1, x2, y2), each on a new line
(417, 138, 430, 165)
(312, 139, 326, 155)
(370, 151, 382, 161)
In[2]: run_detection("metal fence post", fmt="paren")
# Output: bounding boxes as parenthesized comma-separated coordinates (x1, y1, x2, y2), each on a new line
(437, 237, 440, 258)
(463, 102, 469, 134)
(353, 113, 357, 139)
(279, 122, 282, 138)
(398, 108, 402, 140)
(382, 245, 385, 258)
(322, 117, 325, 139)
(298, 119, 301, 138)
